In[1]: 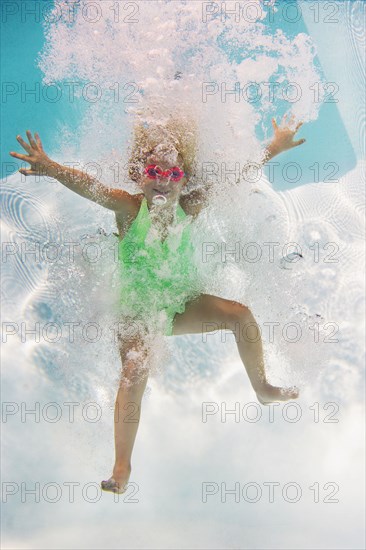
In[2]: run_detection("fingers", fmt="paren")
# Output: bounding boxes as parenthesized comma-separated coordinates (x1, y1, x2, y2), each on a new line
(34, 132, 44, 151)
(286, 115, 304, 132)
(271, 117, 278, 130)
(279, 114, 304, 134)
(16, 135, 32, 153)
(281, 113, 288, 125)
(292, 138, 306, 147)
(19, 168, 37, 176)
(9, 151, 29, 162)
(26, 130, 37, 149)
(282, 113, 295, 127)
(282, 113, 300, 126)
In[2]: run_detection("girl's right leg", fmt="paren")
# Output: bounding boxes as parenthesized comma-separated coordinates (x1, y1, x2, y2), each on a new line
(101, 326, 150, 494)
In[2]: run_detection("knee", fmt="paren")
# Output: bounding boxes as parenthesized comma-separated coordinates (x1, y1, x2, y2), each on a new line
(119, 361, 149, 389)
(119, 342, 150, 386)
(229, 301, 251, 322)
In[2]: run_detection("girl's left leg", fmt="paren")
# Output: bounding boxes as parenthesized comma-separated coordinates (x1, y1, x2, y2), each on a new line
(172, 294, 299, 404)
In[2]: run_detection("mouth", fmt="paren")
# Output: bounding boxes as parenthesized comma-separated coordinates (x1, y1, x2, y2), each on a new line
(153, 188, 169, 195)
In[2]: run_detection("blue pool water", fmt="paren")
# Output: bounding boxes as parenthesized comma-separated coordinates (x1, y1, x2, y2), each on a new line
(1, 1, 358, 187)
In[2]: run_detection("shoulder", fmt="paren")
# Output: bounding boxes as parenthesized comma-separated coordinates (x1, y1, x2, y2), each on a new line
(115, 192, 144, 216)
(115, 193, 144, 230)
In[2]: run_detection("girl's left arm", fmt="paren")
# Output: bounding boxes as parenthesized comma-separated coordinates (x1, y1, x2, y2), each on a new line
(260, 114, 306, 165)
(182, 114, 306, 216)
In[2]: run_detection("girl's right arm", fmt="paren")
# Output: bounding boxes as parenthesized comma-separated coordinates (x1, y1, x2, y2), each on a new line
(9, 130, 135, 212)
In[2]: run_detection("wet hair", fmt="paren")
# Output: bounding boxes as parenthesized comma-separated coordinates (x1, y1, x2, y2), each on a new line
(128, 113, 198, 184)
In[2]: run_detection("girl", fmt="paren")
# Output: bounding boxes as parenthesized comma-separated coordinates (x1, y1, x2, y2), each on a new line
(10, 113, 305, 494)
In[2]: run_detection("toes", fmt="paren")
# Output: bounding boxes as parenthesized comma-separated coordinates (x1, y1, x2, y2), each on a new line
(101, 477, 127, 494)
(256, 385, 299, 404)
(101, 478, 118, 490)
(256, 393, 274, 405)
(287, 387, 300, 398)
(258, 399, 274, 406)
(101, 478, 116, 490)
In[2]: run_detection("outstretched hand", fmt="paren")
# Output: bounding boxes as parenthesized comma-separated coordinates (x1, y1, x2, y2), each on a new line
(10, 131, 52, 176)
(270, 114, 306, 154)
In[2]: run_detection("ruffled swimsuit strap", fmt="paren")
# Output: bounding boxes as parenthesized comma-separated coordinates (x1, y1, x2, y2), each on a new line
(127, 197, 151, 244)
(125, 197, 187, 240)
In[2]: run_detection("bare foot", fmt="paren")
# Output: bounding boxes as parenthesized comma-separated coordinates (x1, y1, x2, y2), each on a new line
(256, 383, 299, 405)
(101, 465, 131, 495)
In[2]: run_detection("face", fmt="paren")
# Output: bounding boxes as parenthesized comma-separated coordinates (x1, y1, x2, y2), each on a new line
(139, 154, 188, 206)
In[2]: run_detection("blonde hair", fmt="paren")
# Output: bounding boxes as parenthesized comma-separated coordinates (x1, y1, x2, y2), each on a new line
(128, 113, 198, 183)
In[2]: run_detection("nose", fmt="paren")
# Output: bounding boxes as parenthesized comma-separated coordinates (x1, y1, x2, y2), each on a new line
(157, 176, 172, 185)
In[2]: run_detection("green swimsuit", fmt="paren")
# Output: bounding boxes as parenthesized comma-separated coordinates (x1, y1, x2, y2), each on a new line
(118, 198, 200, 336)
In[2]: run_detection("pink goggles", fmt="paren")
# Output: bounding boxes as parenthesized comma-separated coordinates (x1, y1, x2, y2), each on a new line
(144, 164, 185, 182)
